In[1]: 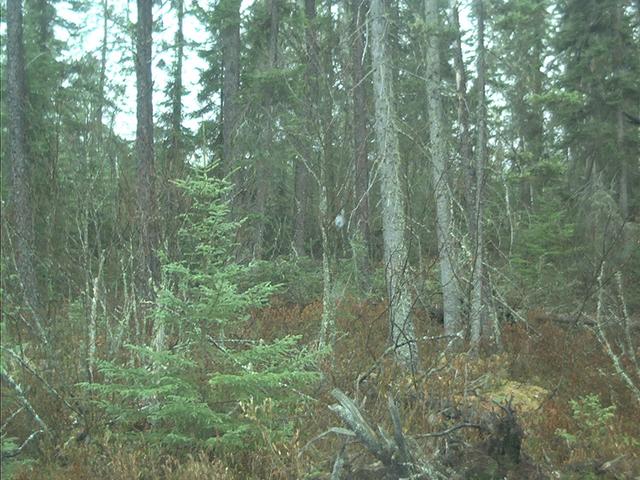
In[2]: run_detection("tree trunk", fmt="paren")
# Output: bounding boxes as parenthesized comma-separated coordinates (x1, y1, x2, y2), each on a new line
(424, 0, 462, 338)
(370, 0, 419, 372)
(135, 0, 159, 296)
(349, 0, 371, 285)
(170, 0, 184, 163)
(301, 0, 337, 350)
(253, 0, 279, 259)
(221, 0, 241, 189)
(450, 3, 473, 233)
(470, 0, 488, 350)
(96, 0, 109, 129)
(164, 0, 185, 259)
(293, 161, 309, 256)
(7, 0, 45, 336)
(615, 2, 629, 220)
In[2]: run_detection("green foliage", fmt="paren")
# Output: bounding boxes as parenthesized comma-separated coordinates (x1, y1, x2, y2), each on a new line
(508, 193, 581, 303)
(239, 257, 323, 304)
(555, 394, 617, 452)
(82, 169, 320, 452)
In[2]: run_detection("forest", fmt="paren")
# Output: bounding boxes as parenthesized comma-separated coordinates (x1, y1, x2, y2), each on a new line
(1, 0, 639, 478)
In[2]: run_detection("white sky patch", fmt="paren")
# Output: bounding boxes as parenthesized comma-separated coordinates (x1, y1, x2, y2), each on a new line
(54, 0, 248, 140)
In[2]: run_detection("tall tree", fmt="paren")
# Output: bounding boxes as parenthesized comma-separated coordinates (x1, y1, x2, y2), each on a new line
(96, 0, 109, 130)
(424, 0, 462, 338)
(161, 0, 186, 257)
(470, 0, 488, 349)
(450, 2, 473, 226)
(135, 0, 159, 294)
(221, 0, 241, 187)
(292, 1, 315, 257)
(252, 0, 279, 259)
(493, 0, 547, 209)
(370, 0, 419, 372)
(349, 0, 371, 283)
(7, 0, 45, 339)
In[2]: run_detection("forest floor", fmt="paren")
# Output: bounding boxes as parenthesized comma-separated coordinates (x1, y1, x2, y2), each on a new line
(4, 296, 640, 479)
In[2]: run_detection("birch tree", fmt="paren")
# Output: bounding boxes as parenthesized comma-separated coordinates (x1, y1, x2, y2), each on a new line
(370, 0, 419, 372)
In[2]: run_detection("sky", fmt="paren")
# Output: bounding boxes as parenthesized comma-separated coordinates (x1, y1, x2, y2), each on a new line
(55, 0, 214, 139)
(51, 0, 472, 141)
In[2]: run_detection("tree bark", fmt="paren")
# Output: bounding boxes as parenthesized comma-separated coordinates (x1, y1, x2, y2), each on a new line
(135, 0, 159, 295)
(469, 0, 488, 349)
(293, 162, 309, 256)
(450, 2, 473, 233)
(615, 2, 628, 220)
(349, 0, 371, 282)
(424, 0, 462, 338)
(170, 0, 184, 163)
(96, 0, 109, 129)
(253, 0, 279, 259)
(7, 0, 44, 332)
(159, 0, 186, 261)
(221, 0, 241, 188)
(370, 0, 419, 372)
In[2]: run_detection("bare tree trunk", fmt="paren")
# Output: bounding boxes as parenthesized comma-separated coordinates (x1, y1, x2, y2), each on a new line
(170, 0, 184, 162)
(349, 0, 371, 286)
(221, 0, 242, 190)
(293, 161, 309, 256)
(617, 109, 628, 219)
(164, 0, 185, 259)
(615, 2, 629, 220)
(370, 0, 419, 372)
(450, 2, 473, 232)
(253, 0, 279, 259)
(299, 0, 337, 350)
(96, 0, 109, 130)
(135, 0, 159, 296)
(470, 0, 487, 350)
(7, 0, 45, 340)
(424, 0, 462, 338)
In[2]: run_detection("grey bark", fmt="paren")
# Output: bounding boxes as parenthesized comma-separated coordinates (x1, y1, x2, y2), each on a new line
(170, 0, 184, 162)
(615, 3, 629, 220)
(163, 0, 185, 258)
(470, 0, 487, 349)
(135, 0, 159, 294)
(450, 3, 473, 233)
(293, 161, 309, 256)
(7, 0, 45, 335)
(302, 0, 337, 350)
(370, 0, 419, 372)
(221, 0, 242, 188)
(253, 0, 279, 259)
(96, 0, 109, 129)
(424, 0, 462, 337)
(349, 0, 371, 282)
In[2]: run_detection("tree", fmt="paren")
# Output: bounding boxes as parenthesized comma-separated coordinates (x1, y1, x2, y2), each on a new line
(424, 0, 462, 338)
(370, 0, 419, 372)
(6, 0, 46, 342)
(135, 0, 159, 295)
(348, 0, 371, 287)
(493, 0, 547, 209)
(252, 0, 279, 259)
(469, 0, 488, 349)
(220, 0, 241, 190)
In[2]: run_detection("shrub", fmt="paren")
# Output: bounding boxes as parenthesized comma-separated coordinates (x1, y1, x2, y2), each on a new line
(82, 167, 320, 454)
